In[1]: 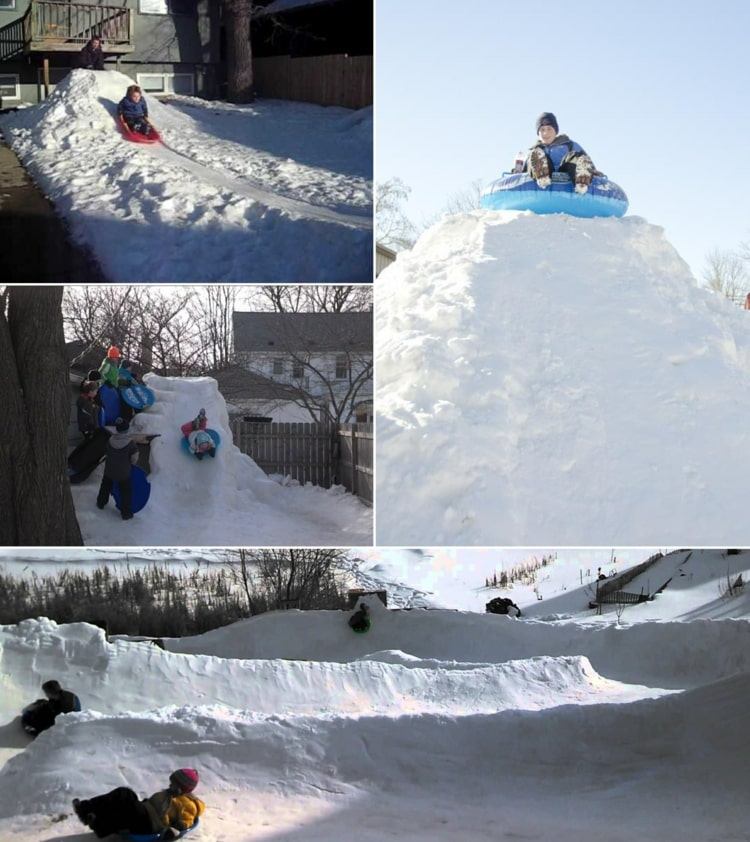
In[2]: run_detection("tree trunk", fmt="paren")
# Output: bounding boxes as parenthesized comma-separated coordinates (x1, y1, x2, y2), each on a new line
(224, 0, 254, 103)
(0, 287, 83, 545)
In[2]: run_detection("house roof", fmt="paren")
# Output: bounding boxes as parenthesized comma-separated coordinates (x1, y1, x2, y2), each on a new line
(209, 365, 306, 401)
(233, 311, 372, 353)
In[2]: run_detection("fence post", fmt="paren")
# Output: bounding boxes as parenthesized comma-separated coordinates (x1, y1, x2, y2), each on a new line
(351, 423, 358, 497)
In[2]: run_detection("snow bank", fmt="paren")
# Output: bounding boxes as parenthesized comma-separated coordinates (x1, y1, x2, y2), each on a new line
(70, 374, 371, 545)
(1, 675, 747, 841)
(376, 210, 750, 545)
(167, 602, 750, 689)
(0, 70, 372, 281)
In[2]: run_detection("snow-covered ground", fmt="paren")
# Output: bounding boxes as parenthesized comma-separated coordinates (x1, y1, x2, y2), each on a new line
(70, 374, 371, 545)
(0, 553, 748, 841)
(0, 70, 372, 281)
(376, 210, 750, 545)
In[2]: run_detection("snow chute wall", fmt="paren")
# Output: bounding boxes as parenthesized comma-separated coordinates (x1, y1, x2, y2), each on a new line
(480, 172, 628, 218)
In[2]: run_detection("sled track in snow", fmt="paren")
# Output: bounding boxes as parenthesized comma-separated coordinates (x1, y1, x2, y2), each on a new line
(147, 141, 373, 230)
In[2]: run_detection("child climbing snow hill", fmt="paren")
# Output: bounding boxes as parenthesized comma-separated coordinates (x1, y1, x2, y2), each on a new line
(21, 680, 81, 737)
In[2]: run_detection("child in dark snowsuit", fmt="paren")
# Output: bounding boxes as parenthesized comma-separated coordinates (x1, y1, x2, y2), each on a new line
(73, 768, 205, 840)
(77, 380, 100, 439)
(21, 680, 81, 736)
(76, 36, 105, 70)
(97, 418, 139, 520)
(525, 112, 597, 194)
(118, 85, 154, 136)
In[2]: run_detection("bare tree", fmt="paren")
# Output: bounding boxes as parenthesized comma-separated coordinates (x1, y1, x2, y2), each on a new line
(249, 548, 349, 609)
(376, 177, 417, 251)
(190, 285, 237, 372)
(223, 0, 255, 103)
(0, 287, 82, 545)
(420, 178, 484, 231)
(246, 285, 372, 313)
(702, 248, 748, 303)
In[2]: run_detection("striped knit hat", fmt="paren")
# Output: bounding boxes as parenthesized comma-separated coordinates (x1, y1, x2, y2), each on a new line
(170, 768, 199, 793)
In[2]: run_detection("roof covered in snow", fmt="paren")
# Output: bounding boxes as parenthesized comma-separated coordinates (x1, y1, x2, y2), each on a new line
(233, 311, 372, 353)
(209, 364, 305, 401)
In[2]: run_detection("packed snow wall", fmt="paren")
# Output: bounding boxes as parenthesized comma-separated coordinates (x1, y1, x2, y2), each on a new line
(376, 210, 750, 545)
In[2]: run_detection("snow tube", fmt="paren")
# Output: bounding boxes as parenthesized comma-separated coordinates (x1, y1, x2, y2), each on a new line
(125, 819, 199, 842)
(120, 383, 156, 411)
(98, 383, 123, 426)
(480, 172, 628, 218)
(112, 466, 151, 514)
(119, 120, 161, 145)
(181, 429, 221, 457)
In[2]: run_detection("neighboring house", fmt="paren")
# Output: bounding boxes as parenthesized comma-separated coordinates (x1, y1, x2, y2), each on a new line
(0, 0, 371, 108)
(0, 0, 221, 106)
(210, 364, 314, 423)
(231, 310, 372, 424)
(376, 242, 396, 277)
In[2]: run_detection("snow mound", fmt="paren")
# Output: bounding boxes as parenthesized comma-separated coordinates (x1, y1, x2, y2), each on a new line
(70, 374, 371, 545)
(0, 70, 372, 281)
(376, 210, 750, 545)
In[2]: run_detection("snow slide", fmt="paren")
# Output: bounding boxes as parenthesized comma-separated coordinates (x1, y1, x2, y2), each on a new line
(376, 210, 750, 545)
(0, 70, 372, 281)
(70, 374, 371, 545)
(0, 615, 747, 841)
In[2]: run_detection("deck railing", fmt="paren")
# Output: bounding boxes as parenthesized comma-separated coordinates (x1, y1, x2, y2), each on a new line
(24, 1, 133, 53)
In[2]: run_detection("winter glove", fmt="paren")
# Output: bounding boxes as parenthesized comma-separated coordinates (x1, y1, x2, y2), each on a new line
(162, 828, 181, 841)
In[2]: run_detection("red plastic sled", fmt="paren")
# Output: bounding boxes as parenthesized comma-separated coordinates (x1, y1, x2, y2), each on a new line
(118, 120, 161, 144)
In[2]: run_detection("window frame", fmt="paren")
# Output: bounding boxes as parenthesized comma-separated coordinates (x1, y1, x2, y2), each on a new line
(0, 0, 17, 11)
(136, 72, 195, 96)
(0, 73, 20, 101)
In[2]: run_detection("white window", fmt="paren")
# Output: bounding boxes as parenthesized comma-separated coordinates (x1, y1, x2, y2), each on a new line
(0, 0, 17, 10)
(292, 361, 304, 380)
(272, 359, 284, 376)
(335, 355, 349, 380)
(0, 74, 20, 100)
(136, 73, 194, 95)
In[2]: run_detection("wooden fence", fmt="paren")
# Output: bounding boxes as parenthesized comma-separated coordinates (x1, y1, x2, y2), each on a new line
(230, 420, 372, 504)
(335, 423, 373, 505)
(253, 54, 372, 109)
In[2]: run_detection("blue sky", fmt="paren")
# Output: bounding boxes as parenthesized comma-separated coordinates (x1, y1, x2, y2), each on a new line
(376, 0, 750, 280)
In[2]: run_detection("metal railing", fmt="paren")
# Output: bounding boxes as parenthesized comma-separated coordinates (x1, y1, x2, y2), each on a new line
(24, 2, 133, 53)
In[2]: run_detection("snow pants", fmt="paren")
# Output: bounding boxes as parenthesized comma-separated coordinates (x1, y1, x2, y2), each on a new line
(124, 117, 152, 136)
(74, 787, 154, 838)
(97, 475, 132, 518)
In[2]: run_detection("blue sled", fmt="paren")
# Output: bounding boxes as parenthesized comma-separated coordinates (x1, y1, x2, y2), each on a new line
(98, 384, 123, 427)
(181, 429, 221, 457)
(480, 172, 628, 218)
(121, 383, 156, 411)
(125, 818, 200, 842)
(112, 465, 151, 514)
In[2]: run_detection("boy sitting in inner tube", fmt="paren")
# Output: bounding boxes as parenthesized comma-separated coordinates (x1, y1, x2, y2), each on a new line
(521, 112, 597, 195)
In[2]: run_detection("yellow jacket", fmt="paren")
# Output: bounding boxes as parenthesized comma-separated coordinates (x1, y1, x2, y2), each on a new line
(164, 793, 205, 831)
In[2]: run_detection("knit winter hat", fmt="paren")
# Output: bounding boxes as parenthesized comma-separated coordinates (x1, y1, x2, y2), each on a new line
(170, 768, 199, 793)
(535, 112, 559, 134)
(107, 346, 121, 359)
(115, 417, 130, 433)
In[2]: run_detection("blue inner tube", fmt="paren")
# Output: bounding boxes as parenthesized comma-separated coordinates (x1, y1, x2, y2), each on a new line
(480, 171, 628, 218)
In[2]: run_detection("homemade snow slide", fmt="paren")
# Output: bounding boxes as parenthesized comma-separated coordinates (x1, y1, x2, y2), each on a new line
(376, 211, 750, 545)
(1, 606, 748, 841)
(70, 374, 370, 545)
(0, 70, 373, 282)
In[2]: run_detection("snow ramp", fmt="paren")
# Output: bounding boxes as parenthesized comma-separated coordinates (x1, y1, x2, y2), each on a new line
(0, 70, 372, 281)
(70, 374, 371, 545)
(376, 210, 750, 545)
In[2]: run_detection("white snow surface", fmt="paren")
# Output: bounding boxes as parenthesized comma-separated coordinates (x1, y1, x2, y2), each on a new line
(0, 70, 372, 281)
(70, 373, 371, 545)
(1, 586, 749, 841)
(376, 210, 750, 545)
